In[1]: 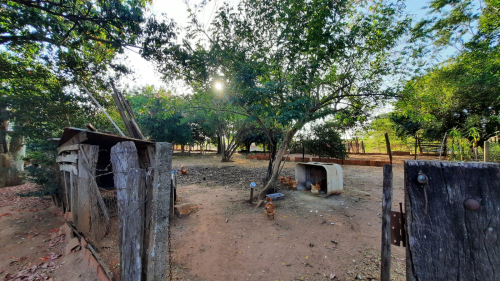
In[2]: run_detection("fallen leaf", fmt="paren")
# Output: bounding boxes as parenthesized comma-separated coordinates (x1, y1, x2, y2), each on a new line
(305, 255, 308, 259)
(0, 213, 12, 218)
(330, 273, 336, 279)
(49, 228, 59, 233)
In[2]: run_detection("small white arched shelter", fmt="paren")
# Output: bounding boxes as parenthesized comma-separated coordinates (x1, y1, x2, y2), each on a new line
(295, 162, 343, 196)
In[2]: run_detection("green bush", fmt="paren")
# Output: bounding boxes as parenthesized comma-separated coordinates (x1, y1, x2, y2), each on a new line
(22, 140, 61, 197)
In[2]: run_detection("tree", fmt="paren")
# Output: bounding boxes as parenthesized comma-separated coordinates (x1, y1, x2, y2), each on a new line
(357, 114, 411, 153)
(128, 87, 194, 149)
(302, 123, 347, 160)
(395, 0, 500, 145)
(144, 0, 411, 198)
(0, 0, 173, 186)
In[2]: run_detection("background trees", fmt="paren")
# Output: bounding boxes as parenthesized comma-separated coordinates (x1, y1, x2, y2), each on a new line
(393, 0, 500, 145)
(144, 0, 411, 197)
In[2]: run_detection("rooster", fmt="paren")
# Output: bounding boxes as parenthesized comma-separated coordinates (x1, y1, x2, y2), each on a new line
(311, 182, 321, 195)
(180, 165, 188, 175)
(264, 196, 276, 219)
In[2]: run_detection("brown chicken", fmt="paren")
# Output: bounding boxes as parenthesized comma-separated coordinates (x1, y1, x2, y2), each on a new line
(279, 176, 285, 184)
(311, 182, 321, 195)
(180, 165, 188, 175)
(264, 197, 276, 219)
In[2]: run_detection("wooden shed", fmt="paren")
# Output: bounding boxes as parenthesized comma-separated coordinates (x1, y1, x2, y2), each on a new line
(56, 127, 155, 242)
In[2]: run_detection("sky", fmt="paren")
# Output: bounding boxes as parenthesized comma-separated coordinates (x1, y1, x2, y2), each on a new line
(118, 0, 440, 92)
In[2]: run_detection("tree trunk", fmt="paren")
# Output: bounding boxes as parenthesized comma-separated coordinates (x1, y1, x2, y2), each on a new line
(257, 127, 299, 199)
(217, 136, 222, 154)
(265, 140, 277, 183)
(0, 117, 25, 187)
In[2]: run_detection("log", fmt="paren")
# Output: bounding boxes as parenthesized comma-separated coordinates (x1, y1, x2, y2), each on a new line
(120, 168, 146, 281)
(380, 164, 392, 281)
(147, 143, 173, 281)
(405, 161, 500, 281)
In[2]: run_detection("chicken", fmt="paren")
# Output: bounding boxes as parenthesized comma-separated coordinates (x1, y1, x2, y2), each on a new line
(311, 182, 321, 195)
(289, 180, 297, 189)
(180, 165, 188, 175)
(279, 176, 285, 184)
(264, 196, 276, 219)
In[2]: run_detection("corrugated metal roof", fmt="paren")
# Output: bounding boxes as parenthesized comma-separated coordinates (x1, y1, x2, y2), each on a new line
(58, 127, 154, 148)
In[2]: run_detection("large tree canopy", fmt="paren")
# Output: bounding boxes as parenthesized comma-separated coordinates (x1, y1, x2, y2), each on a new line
(394, 0, 500, 144)
(0, 0, 177, 140)
(144, 0, 411, 197)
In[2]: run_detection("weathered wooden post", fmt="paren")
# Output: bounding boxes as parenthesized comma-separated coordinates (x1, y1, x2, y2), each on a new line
(110, 141, 142, 281)
(405, 161, 500, 281)
(147, 143, 173, 281)
(484, 141, 490, 162)
(380, 164, 392, 281)
(384, 133, 392, 164)
(120, 168, 146, 281)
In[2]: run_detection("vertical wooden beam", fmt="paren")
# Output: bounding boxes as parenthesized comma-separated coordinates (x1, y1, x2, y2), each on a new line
(384, 133, 392, 164)
(484, 141, 490, 162)
(380, 164, 393, 281)
(147, 143, 173, 281)
(111, 141, 140, 271)
(120, 168, 146, 281)
(142, 167, 155, 280)
(111, 83, 134, 138)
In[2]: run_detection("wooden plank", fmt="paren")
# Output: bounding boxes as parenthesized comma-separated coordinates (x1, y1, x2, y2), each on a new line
(147, 143, 173, 281)
(142, 167, 154, 280)
(58, 132, 88, 152)
(405, 161, 500, 281)
(76, 144, 98, 236)
(120, 168, 146, 281)
(69, 172, 75, 217)
(59, 164, 77, 175)
(56, 154, 78, 163)
(380, 164, 392, 281)
(146, 146, 156, 168)
(58, 144, 80, 154)
(111, 83, 134, 138)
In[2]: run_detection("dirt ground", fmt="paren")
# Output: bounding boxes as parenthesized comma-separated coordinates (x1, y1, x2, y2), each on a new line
(0, 184, 101, 281)
(0, 151, 432, 281)
(168, 153, 415, 281)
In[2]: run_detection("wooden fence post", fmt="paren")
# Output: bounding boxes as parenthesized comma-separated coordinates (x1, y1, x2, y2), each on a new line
(119, 168, 146, 281)
(147, 143, 173, 281)
(384, 133, 392, 164)
(111, 141, 141, 277)
(484, 141, 490, 162)
(380, 164, 393, 281)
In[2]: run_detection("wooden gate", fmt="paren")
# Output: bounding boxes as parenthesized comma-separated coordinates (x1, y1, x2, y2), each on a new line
(405, 161, 500, 281)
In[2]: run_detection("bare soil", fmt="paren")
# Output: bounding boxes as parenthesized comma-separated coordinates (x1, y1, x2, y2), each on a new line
(169, 153, 411, 281)
(0, 184, 100, 281)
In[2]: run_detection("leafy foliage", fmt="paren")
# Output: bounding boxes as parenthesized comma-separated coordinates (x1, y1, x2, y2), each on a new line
(144, 0, 411, 193)
(302, 124, 347, 159)
(22, 141, 61, 196)
(358, 114, 411, 153)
